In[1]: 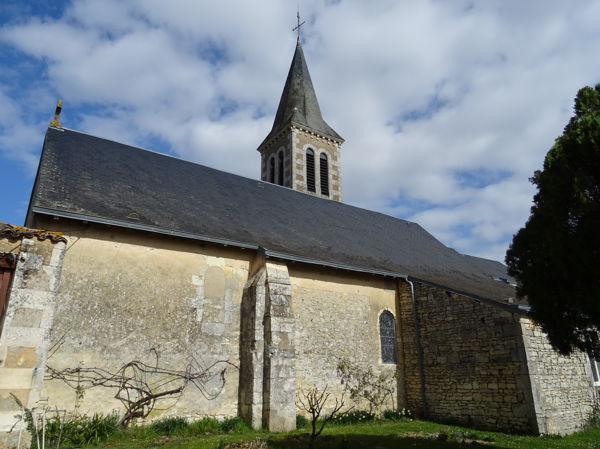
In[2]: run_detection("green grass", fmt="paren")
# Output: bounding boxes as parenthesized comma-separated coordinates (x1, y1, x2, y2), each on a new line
(80, 419, 600, 449)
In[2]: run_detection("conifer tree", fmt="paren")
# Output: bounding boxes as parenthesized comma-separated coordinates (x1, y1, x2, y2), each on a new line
(506, 85, 600, 356)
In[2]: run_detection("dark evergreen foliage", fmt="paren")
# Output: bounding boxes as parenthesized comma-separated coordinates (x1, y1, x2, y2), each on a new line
(506, 85, 600, 356)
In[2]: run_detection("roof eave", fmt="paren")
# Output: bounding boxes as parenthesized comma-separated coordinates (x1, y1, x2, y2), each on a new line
(31, 206, 521, 315)
(257, 120, 344, 153)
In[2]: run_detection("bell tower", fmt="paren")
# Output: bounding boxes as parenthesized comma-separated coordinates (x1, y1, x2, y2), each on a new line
(257, 39, 344, 201)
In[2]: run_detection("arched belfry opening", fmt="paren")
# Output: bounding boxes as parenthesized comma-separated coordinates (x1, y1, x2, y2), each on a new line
(257, 40, 344, 201)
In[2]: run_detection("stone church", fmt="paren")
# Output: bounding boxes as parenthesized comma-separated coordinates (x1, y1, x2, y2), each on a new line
(0, 40, 598, 444)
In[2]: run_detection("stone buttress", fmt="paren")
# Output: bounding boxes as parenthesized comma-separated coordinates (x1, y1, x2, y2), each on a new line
(238, 257, 295, 431)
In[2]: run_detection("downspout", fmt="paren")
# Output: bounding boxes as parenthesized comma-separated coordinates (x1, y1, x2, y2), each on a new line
(407, 279, 428, 417)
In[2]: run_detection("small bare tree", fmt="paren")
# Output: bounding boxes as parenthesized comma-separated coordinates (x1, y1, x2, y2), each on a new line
(296, 385, 348, 449)
(46, 349, 235, 427)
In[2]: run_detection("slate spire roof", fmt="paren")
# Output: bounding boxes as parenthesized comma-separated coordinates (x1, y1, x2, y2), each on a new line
(267, 41, 343, 142)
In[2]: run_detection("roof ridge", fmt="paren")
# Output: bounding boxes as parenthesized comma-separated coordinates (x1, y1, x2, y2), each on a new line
(53, 126, 203, 166)
(32, 128, 514, 304)
(47, 128, 430, 231)
(46, 126, 349, 205)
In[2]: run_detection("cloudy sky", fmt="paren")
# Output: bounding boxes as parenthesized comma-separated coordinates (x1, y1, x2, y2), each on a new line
(1, 1, 599, 262)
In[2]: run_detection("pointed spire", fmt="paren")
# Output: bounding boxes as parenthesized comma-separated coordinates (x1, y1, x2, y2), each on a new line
(270, 41, 343, 142)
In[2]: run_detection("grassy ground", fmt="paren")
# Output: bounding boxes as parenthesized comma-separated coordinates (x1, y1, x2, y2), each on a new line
(85, 419, 600, 449)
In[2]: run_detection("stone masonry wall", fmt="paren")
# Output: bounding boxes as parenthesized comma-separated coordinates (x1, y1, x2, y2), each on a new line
(262, 261, 296, 431)
(238, 258, 296, 432)
(31, 219, 251, 422)
(291, 266, 398, 413)
(292, 127, 342, 202)
(398, 281, 536, 432)
(520, 318, 597, 434)
(0, 234, 66, 448)
(238, 264, 266, 429)
(259, 130, 292, 188)
(258, 124, 343, 201)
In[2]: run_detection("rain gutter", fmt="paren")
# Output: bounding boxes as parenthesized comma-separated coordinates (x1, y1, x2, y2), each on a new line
(31, 207, 526, 315)
(406, 278, 428, 417)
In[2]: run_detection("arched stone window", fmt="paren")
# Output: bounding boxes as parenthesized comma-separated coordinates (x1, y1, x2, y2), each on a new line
(306, 148, 316, 192)
(269, 156, 275, 184)
(319, 153, 329, 196)
(589, 353, 600, 386)
(379, 310, 397, 364)
(278, 151, 284, 186)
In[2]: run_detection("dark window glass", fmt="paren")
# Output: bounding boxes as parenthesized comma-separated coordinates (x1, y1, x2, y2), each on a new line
(590, 355, 600, 384)
(269, 157, 275, 183)
(320, 153, 329, 196)
(278, 151, 284, 186)
(306, 149, 315, 192)
(379, 311, 397, 364)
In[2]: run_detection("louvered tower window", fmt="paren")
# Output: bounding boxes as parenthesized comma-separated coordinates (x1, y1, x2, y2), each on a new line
(320, 153, 329, 196)
(306, 149, 316, 192)
(269, 156, 275, 183)
(278, 151, 284, 186)
(379, 311, 397, 364)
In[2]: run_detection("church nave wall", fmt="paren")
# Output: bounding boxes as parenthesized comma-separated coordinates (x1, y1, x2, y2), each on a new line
(34, 221, 252, 422)
(397, 281, 536, 433)
(289, 266, 399, 413)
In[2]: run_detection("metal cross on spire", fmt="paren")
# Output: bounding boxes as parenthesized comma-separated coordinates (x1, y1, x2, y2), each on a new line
(293, 9, 305, 42)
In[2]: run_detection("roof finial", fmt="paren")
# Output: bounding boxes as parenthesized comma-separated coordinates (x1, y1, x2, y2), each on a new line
(49, 100, 63, 128)
(293, 8, 305, 43)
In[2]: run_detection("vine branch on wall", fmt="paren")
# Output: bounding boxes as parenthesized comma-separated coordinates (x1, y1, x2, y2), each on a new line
(46, 349, 236, 427)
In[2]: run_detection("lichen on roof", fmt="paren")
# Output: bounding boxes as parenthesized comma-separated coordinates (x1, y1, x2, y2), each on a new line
(0, 222, 67, 243)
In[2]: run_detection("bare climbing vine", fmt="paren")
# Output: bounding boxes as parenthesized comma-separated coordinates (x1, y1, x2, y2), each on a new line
(46, 348, 236, 428)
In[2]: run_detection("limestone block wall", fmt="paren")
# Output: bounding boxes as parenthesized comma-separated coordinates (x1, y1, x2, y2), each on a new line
(238, 258, 296, 432)
(259, 130, 292, 188)
(398, 281, 536, 432)
(291, 266, 399, 412)
(238, 264, 267, 429)
(0, 234, 66, 448)
(258, 125, 342, 200)
(262, 261, 296, 431)
(520, 318, 596, 434)
(292, 127, 342, 201)
(33, 219, 251, 422)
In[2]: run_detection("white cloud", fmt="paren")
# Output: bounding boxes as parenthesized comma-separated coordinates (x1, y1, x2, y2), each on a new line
(1, 0, 600, 262)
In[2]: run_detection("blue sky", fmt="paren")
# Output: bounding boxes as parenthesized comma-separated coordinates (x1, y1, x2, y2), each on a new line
(2, 0, 600, 262)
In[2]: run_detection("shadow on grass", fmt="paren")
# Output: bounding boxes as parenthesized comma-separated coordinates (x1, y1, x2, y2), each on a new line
(266, 432, 506, 449)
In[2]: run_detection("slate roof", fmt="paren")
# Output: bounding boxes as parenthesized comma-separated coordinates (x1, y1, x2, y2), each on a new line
(29, 127, 519, 308)
(263, 41, 343, 144)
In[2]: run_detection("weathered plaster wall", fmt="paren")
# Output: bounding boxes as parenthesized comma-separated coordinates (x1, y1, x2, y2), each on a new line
(0, 235, 65, 448)
(35, 220, 252, 421)
(398, 281, 537, 432)
(290, 266, 399, 411)
(5, 218, 597, 438)
(520, 318, 596, 434)
(0, 237, 21, 256)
